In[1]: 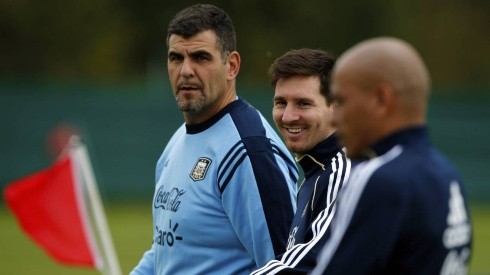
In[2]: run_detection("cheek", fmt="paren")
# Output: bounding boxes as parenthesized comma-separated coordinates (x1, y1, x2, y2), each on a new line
(272, 109, 283, 125)
(341, 105, 365, 136)
(331, 105, 341, 126)
(335, 107, 350, 129)
(347, 105, 373, 144)
(212, 66, 228, 84)
(168, 67, 179, 84)
(167, 64, 177, 77)
(333, 108, 343, 124)
(350, 111, 366, 134)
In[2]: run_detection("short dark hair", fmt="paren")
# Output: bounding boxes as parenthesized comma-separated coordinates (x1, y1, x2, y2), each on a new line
(166, 4, 236, 59)
(269, 49, 336, 103)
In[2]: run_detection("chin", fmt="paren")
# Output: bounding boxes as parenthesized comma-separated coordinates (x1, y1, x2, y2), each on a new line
(291, 147, 308, 156)
(286, 146, 299, 155)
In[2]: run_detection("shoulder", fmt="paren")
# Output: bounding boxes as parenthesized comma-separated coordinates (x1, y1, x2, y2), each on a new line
(318, 149, 350, 186)
(350, 146, 407, 203)
(360, 144, 461, 206)
(228, 99, 288, 151)
(228, 99, 268, 137)
(371, 144, 459, 186)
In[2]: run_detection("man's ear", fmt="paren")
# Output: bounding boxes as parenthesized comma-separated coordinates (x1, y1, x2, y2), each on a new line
(227, 51, 240, 80)
(374, 82, 396, 116)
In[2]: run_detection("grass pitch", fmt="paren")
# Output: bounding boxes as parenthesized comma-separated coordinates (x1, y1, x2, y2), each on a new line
(1, 203, 489, 274)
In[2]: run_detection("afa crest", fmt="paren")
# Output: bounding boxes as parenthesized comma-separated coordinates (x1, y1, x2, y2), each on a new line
(190, 157, 212, 181)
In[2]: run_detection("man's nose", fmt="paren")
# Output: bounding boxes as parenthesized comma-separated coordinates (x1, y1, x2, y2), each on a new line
(282, 105, 299, 122)
(180, 59, 194, 77)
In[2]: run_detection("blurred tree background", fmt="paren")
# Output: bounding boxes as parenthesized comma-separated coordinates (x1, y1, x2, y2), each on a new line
(0, 0, 489, 203)
(1, 0, 489, 86)
(1, 2, 490, 273)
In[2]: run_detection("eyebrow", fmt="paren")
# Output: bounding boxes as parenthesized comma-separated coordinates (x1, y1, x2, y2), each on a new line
(279, 96, 312, 101)
(189, 50, 213, 59)
(168, 51, 181, 57)
(168, 49, 213, 59)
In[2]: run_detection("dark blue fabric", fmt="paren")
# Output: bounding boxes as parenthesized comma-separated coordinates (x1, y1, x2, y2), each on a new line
(322, 126, 472, 274)
(230, 99, 295, 256)
(253, 134, 349, 275)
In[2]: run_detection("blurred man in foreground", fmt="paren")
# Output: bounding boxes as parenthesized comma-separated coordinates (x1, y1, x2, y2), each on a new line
(312, 37, 472, 274)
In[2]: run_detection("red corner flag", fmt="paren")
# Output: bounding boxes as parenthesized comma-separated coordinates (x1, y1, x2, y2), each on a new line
(3, 155, 97, 267)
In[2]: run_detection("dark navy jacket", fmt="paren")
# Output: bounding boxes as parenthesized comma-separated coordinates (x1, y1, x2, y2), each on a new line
(253, 134, 350, 274)
(312, 126, 472, 275)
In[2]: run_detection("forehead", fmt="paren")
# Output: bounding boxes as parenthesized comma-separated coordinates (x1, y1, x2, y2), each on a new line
(168, 30, 219, 53)
(275, 75, 322, 99)
(331, 68, 352, 96)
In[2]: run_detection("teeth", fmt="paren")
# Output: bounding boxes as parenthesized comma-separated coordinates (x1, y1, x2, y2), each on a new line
(287, 128, 304, 133)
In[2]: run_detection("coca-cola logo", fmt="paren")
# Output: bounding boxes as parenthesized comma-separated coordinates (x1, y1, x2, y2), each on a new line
(154, 186, 185, 212)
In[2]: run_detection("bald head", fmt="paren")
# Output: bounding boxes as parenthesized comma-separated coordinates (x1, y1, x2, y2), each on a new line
(331, 37, 432, 158)
(335, 37, 431, 119)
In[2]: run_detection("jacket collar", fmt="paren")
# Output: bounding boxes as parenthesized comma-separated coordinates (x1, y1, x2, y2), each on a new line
(185, 98, 245, 134)
(361, 126, 429, 159)
(296, 133, 342, 178)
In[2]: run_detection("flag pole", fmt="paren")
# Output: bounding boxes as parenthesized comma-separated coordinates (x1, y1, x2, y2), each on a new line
(70, 137, 122, 275)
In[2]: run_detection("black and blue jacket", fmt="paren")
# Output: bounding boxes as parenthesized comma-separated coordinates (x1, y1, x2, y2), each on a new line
(313, 126, 472, 275)
(253, 133, 350, 274)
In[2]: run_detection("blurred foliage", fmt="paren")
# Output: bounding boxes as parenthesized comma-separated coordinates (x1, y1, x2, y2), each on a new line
(1, 0, 490, 87)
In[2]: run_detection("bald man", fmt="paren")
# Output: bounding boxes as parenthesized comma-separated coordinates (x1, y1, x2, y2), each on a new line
(311, 37, 472, 274)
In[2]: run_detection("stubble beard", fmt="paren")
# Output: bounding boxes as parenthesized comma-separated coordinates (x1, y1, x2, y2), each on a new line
(285, 135, 314, 157)
(176, 94, 206, 113)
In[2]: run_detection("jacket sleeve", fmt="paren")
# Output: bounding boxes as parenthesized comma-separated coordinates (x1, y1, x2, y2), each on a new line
(322, 178, 405, 274)
(219, 136, 297, 268)
(252, 152, 350, 274)
(251, 206, 335, 274)
(130, 245, 155, 275)
(312, 163, 407, 274)
(130, 153, 168, 275)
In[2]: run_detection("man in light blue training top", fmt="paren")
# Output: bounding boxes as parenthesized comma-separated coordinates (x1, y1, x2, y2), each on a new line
(131, 4, 298, 275)
(312, 37, 472, 274)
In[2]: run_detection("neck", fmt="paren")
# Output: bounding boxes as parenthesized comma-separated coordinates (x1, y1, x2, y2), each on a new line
(184, 91, 237, 125)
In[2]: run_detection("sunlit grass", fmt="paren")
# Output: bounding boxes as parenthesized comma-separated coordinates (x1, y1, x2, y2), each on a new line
(1, 202, 488, 274)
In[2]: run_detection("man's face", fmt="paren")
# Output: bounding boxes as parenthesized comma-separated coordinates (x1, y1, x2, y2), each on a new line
(330, 69, 377, 159)
(167, 30, 231, 124)
(272, 75, 336, 156)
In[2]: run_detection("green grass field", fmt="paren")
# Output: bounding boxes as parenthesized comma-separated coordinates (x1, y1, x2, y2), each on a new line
(1, 203, 489, 274)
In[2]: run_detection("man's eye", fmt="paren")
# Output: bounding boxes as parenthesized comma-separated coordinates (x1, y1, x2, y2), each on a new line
(334, 99, 344, 106)
(168, 55, 182, 62)
(196, 55, 209, 62)
(274, 101, 286, 108)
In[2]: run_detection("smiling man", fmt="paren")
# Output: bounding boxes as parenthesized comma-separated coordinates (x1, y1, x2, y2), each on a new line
(253, 49, 351, 274)
(131, 4, 298, 275)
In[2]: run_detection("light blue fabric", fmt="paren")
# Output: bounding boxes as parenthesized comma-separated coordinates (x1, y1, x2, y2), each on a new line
(131, 99, 298, 275)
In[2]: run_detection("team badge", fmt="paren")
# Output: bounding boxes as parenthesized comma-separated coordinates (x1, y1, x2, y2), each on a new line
(190, 157, 212, 181)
